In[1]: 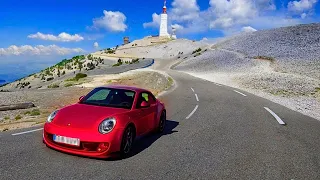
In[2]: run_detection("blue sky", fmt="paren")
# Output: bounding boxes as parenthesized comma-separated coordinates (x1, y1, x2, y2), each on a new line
(1, 0, 320, 82)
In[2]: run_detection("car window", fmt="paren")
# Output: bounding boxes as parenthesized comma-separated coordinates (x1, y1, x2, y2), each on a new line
(86, 89, 110, 101)
(125, 91, 135, 98)
(81, 88, 135, 109)
(136, 92, 156, 108)
(142, 93, 149, 102)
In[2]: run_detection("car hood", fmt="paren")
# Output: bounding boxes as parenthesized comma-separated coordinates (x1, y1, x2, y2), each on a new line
(53, 103, 129, 129)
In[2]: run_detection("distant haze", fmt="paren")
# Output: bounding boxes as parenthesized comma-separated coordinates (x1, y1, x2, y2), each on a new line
(0, 79, 6, 85)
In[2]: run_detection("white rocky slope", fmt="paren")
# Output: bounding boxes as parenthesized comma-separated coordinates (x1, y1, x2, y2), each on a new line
(175, 23, 320, 120)
(216, 23, 320, 79)
(114, 39, 207, 59)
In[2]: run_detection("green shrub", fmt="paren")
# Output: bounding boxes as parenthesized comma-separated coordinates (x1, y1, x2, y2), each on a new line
(87, 62, 95, 70)
(75, 73, 87, 80)
(192, 48, 202, 54)
(66, 73, 87, 81)
(4, 116, 10, 120)
(113, 59, 123, 67)
(15, 115, 22, 120)
(48, 84, 59, 88)
(47, 77, 54, 81)
(64, 83, 73, 87)
(30, 109, 40, 116)
(131, 58, 139, 64)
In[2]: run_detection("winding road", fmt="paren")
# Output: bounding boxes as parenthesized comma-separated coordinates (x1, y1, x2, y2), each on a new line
(1, 58, 320, 180)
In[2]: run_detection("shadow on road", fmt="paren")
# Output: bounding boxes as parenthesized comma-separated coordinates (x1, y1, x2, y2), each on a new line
(111, 119, 179, 160)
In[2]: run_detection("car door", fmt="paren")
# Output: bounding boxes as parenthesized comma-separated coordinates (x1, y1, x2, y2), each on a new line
(132, 92, 150, 135)
(134, 92, 156, 135)
(145, 92, 157, 131)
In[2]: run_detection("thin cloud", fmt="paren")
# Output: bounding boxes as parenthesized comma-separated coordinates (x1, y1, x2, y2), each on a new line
(0, 45, 85, 56)
(28, 32, 84, 42)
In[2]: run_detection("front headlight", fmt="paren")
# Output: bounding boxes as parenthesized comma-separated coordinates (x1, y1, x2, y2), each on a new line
(47, 110, 59, 123)
(99, 117, 116, 134)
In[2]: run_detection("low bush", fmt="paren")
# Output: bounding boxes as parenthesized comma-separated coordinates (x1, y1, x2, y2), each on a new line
(131, 58, 139, 64)
(30, 109, 40, 116)
(46, 77, 54, 81)
(66, 73, 87, 81)
(48, 84, 59, 88)
(192, 48, 202, 54)
(64, 83, 73, 87)
(25, 109, 40, 116)
(75, 73, 87, 80)
(15, 115, 22, 120)
(113, 59, 123, 67)
(253, 56, 275, 62)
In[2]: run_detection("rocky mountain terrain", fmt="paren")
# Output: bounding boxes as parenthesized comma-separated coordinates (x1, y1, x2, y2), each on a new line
(175, 23, 320, 120)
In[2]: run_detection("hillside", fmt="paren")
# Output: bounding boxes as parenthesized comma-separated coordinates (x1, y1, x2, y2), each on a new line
(175, 23, 320, 120)
(93, 38, 207, 59)
(215, 23, 320, 79)
(1, 54, 153, 91)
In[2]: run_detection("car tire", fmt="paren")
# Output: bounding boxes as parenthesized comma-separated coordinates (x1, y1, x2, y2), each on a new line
(157, 111, 166, 133)
(120, 125, 134, 158)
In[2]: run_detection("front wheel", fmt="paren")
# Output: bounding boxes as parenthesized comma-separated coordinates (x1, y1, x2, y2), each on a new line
(120, 126, 134, 157)
(157, 111, 166, 133)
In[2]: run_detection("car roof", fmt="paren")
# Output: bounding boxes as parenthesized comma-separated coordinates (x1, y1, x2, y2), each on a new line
(99, 85, 150, 93)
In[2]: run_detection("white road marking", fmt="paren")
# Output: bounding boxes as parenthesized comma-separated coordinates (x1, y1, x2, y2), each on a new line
(12, 128, 43, 136)
(233, 90, 247, 97)
(186, 105, 199, 119)
(191, 87, 195, 92)
(195, 94, 199, 102)
(214, 83, 222, 86)
(264, 107, 286, 125)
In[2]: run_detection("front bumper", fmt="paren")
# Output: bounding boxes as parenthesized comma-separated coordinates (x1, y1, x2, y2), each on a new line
(43, 123, 124, 158)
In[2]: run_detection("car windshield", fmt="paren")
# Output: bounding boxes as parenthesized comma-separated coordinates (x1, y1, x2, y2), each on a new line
(80, 87, 135, 109)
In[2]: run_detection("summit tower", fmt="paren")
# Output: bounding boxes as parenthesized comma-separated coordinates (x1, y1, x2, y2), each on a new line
(159, 0, 170, 37)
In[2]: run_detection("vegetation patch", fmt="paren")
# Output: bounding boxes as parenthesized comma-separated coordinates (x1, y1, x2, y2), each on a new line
(253, 56, 275, 62)
(16, 82, 30, 89)
(168, 77, 174, 86)
(48, 84, 59, 88)
(25, 109, 41, 116)
(113, 59, 123, 67)
(105, 48, 116, 54)
(66, 73, 88, 81)
(46, 77, 54, 81)
(192, 48, 202, 54)
(15, 115, 22, 120)
(64, 83, 74, 87)
(131, 58, 139, 64)
(4, 116, 10, 120)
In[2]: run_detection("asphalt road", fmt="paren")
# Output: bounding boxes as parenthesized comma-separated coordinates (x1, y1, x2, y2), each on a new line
(1, 58, 320, 180)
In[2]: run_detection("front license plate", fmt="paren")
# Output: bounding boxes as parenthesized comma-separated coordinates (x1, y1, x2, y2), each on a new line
(53, 135, 80, 146)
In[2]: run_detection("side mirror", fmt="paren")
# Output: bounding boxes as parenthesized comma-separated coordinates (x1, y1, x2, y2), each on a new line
(140, 101, 150, 108)
(79, 96, 84, 101)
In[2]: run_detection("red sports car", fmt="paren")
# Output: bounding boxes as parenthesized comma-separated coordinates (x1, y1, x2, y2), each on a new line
(43, 85, 166, 158)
